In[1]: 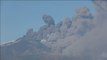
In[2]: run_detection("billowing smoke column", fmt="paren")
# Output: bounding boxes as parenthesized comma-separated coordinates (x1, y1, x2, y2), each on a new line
(1, 0, 107, 60)
(42, 14, 55, 26)
(62, 0, 107, 60)
(93, 0, 107, 26)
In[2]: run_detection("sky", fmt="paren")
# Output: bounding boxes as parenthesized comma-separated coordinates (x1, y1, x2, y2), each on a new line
(1, 1, 95, 44)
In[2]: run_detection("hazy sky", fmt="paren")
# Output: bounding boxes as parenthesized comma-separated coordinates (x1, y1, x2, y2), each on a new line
(1, 1, 95, 43)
